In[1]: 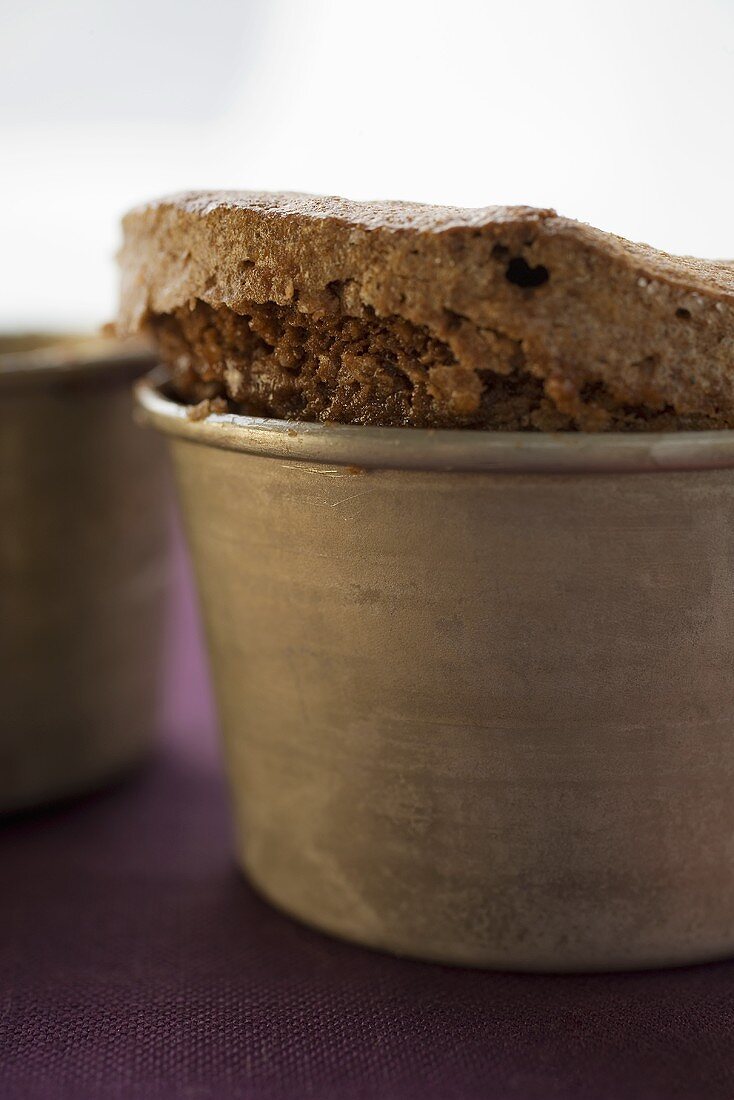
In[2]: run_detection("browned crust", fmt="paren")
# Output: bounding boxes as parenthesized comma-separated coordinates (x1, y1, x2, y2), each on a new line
(118, 191, 734, 430)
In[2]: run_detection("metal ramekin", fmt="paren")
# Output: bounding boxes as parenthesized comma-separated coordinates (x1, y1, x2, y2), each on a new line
(1, 336, 172, 812)
(137, 371, 734, 971)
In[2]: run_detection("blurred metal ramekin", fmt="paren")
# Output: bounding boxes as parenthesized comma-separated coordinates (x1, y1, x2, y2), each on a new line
(137, 370, 734, 971)
(1, 335, 171, 812)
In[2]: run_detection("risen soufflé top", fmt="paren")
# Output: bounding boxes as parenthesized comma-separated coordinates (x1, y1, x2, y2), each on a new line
(117, 192, 734, 430)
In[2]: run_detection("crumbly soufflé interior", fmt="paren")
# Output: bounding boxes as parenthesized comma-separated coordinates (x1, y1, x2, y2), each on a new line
(118, 193, 734, 430)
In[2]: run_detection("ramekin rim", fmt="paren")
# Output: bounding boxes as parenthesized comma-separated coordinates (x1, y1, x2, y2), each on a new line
(134, 368, 734, 475)
(0, 332, 157, 389)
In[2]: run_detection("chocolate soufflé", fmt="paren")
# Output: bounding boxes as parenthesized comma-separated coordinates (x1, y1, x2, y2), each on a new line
(117, 192, 734, 431)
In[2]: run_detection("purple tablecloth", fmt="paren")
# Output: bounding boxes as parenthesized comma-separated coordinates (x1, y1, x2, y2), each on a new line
(2, 542, 734, 1100)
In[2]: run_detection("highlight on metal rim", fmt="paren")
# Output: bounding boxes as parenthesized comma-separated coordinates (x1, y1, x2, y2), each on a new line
(134, 369, 734, 475)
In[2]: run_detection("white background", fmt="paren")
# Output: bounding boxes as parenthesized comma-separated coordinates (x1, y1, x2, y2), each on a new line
(2, 0, 733, 329)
